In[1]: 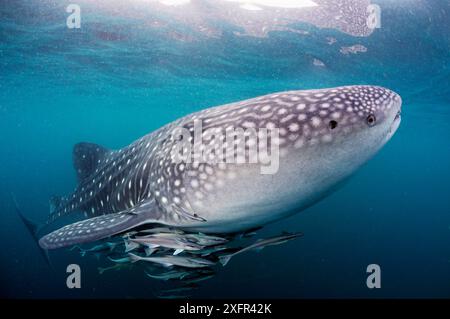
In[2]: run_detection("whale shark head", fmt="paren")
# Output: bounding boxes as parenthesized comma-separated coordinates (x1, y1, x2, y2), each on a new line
(323, 85, 402, 153)
(286, 85, 402, 175)
(175, 85, 402, 232)
(270, 85, 402, 214)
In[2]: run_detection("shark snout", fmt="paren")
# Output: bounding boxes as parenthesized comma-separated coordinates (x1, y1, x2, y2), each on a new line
(370, 86, 402, 125)
(390, 91, 402, 122)
(383, 90, 402, 139)
(392, 90, 402, 109)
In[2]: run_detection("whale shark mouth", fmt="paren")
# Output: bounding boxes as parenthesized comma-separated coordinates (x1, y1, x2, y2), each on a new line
(386, 111, 401, 140)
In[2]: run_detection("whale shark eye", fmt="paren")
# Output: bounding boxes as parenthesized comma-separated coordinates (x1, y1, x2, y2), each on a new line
(366, 114, 376, 126)
(328, 120, 338, 130)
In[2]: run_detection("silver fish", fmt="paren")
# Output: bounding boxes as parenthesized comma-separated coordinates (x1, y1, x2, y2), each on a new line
(188, 245, 229, 257)
(98, 263, 133, 275)
(137, 227, 185, 235)
(145, 270, 191, 281)
(134, 232, 227, 246)
(183, 233, 228, 246)
(128, 253, 215, 268)
(130, 236, 204, 254)
(183, 274, 215, 284)
(219, 232, 303, 266)
(108, 256, 132, 264)
(71, 241, 118, 257)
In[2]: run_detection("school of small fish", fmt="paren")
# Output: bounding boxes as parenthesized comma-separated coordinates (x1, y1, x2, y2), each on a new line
(71, 227, 302, 297)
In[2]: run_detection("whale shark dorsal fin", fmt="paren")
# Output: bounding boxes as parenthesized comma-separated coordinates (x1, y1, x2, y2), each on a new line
(72, 142, 111, 182)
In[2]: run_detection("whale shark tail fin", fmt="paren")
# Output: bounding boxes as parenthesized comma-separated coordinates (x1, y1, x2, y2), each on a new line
(72, 142, 111, 182)
(11, 194, 53, 269)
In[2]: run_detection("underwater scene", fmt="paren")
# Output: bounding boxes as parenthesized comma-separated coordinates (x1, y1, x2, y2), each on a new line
(1, 0, 449, 299)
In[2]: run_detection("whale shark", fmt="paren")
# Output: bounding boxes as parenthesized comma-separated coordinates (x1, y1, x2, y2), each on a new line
(21, 85, 402, 250)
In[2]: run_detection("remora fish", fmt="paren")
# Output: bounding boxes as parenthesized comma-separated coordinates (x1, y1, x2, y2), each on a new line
(188, 245, 229, 257)
(182, 273, 215, 284)
(98, 263, 133, 275)
(183, 233, 228, 246)
(132, 232, 227, 249)
(133, 232, 227, 246)
(137, 227, 185, 235)
(128, 253, 215, 268)
(17, 86, 401, 249)
(108, 256, 131, 264)
(71, 241, 118, 257)
(219, 232, 303, 266)
(130, 236, 204, 254)
(145, 270, 191, 281)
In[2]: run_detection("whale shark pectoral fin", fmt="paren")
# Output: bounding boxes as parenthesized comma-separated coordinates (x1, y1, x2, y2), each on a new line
(39, 200, 160, 250)
(73, 142, 111, 182)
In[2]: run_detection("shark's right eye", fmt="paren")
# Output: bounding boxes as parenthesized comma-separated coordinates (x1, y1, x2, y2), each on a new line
(328, 120, 338, 130)
(366, 114, 376, 126)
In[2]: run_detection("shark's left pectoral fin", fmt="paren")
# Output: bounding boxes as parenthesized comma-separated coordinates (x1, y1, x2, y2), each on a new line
(39, 200, 160, 250)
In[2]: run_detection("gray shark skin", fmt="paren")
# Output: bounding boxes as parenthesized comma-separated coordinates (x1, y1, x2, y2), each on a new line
(38, 85, 402, 249)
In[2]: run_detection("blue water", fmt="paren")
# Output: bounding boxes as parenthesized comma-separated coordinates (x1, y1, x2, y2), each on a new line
(1, 0, 450, 298)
